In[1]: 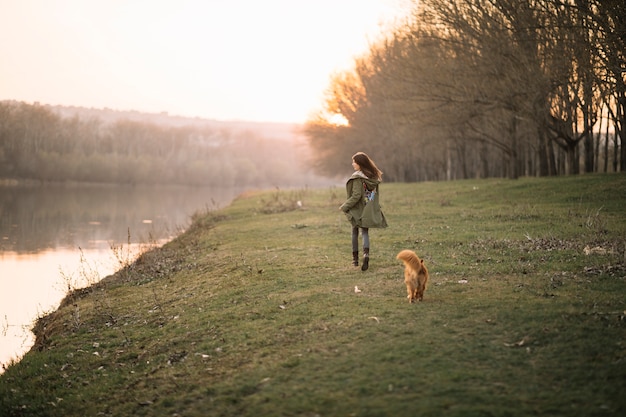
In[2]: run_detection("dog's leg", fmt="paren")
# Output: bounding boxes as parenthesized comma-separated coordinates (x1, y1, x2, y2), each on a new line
(417, 283, 424, 301)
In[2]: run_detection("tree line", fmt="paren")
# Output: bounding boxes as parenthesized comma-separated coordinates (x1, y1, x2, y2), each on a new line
(305, 0, 625, 181)
(0, 101, 320, 187)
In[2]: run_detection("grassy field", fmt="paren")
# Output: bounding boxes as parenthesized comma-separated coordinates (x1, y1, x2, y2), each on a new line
(1, 174, 625, 416)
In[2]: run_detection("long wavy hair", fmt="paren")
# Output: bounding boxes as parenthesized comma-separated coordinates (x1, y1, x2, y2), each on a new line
(353, 152, 383, 181)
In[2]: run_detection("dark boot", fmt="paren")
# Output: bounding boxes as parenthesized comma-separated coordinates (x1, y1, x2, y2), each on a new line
(352, 251, 359, 266)
(361, 248, 370, 271)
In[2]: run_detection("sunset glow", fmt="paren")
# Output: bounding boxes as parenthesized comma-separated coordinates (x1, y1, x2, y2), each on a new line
(0, 0, 406, 123)
(328, 113, 350, 126)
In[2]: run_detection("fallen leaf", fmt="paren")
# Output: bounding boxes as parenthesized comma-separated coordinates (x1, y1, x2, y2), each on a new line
(584, 245, 607, 255)
(504, 337, 528, 347)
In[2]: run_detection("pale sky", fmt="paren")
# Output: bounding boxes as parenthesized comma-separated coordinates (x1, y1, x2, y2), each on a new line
(0, 0, 407, 123)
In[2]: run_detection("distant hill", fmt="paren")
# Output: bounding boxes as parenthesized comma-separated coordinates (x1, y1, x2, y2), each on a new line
(0, 100, 325, 187)
(44, 103, 304, 141)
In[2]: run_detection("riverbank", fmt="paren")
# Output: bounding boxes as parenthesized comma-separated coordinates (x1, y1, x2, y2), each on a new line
(1, 175, 625, 416)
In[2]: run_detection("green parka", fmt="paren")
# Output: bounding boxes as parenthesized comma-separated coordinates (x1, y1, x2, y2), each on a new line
(340, 171, 388, 228)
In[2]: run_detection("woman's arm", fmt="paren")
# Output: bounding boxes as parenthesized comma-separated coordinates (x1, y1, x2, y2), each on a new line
(340, 179, 363, 212)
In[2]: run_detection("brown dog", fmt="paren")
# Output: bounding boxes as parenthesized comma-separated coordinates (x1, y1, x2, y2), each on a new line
(396, 250, 429, 303)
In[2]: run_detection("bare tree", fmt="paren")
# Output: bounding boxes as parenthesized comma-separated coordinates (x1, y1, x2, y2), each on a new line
(304, 0, 624, 180)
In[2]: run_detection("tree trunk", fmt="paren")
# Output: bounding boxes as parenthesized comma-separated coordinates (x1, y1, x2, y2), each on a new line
(620, 94, 626, 172)
(584, 131, 594, 173)
(567, 144, 580, 175)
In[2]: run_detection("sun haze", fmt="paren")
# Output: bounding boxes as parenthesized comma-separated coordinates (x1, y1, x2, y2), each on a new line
(0, 0, 406, 123)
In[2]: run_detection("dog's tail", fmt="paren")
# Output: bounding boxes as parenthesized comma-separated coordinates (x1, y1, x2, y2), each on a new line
(396, 249, 424, 271)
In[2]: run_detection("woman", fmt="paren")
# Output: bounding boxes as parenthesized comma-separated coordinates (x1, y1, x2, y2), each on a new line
(339, 152, 387, 270)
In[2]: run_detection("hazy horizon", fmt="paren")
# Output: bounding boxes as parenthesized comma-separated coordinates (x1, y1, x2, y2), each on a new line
(0, 0, 407, 124)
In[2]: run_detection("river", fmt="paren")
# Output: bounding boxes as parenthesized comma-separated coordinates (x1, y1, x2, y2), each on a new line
(0, 183, 242, 372)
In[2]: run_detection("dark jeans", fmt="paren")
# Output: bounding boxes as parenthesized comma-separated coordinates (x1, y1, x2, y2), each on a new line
(352, 226, 369, 252)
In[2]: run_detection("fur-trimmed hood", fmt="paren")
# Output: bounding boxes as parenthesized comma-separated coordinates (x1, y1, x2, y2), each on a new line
(348, 171, 381, 191)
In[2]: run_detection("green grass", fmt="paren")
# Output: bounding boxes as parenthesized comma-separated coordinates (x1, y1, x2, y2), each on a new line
(1, 174, 625, 416)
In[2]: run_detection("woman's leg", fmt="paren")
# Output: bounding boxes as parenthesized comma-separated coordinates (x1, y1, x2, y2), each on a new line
(351, 226, 360, 266)
(352, 226, 360, 252)
(361, 228, 370, 271)
(362, 228, 369, 250)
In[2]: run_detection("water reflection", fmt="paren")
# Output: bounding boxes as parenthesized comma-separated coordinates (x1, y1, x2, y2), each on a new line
(0, 184, 241, 371)
(0, 184, 239, 252)
(1, 248, 119, 371)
